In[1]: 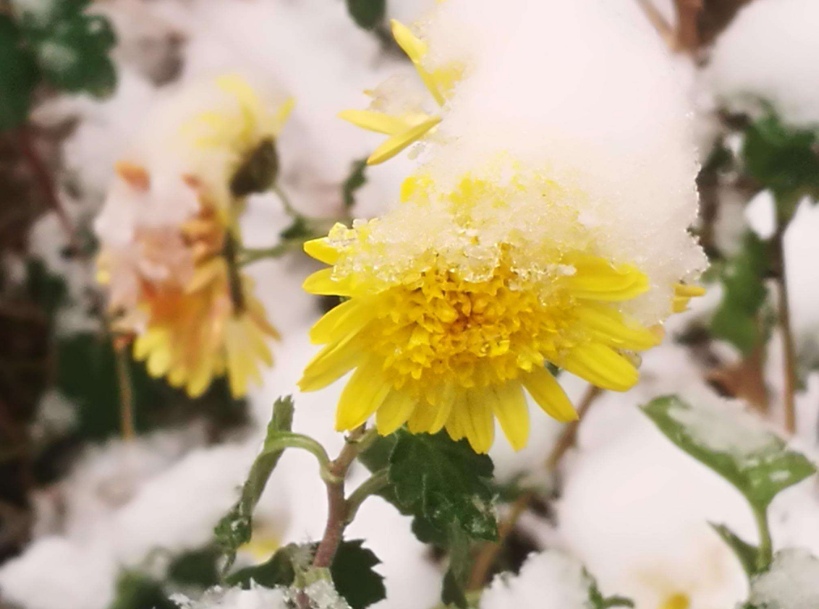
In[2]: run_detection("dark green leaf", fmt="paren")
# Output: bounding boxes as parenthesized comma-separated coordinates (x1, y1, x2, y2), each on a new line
(641, 395, 816, 511)
(710, 232, 770, 355)
(346, 0, 385, 30)
(588, 574, 634, 609)
(107, 571, 176, 609)
(17, 1, 117, 97)
(0, 16, 38, 132)
(440, 526, 470, 609)
(167, 545, 221, 588)
(226, 544, 298, 589)
(358, 432, 397, 473)
(743, 114, 819, 215)
(330, 540, 386, 609)
(215, 396, 295, 568)
(389, 430, 497, 542)
(710, 522, 760, 578)
(342, 158, 368, 208)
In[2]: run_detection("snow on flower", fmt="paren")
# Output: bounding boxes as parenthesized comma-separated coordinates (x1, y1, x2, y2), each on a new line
(95, 75, 291, 397)
(299, 0, 706, 453)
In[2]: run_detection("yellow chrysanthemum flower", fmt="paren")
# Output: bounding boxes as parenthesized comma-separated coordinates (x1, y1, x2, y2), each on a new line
(338, 20, 461, 165)
(97, 75, 293, 399)
(298, 222, 665, 453)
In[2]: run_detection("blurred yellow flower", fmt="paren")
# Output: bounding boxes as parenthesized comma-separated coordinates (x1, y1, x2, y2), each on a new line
(338, 20, 461, 165)
(298, 223, 660, 453)
(96, 75, 292, 399)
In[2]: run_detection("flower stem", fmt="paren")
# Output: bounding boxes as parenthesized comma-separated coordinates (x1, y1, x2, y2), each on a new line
(312, 425, 377, 568)
(754, 507, 773, 572)
(772, 226, 797, 434)
(545, 384, 603, 470)
(113, 340, 135, 442)
(345, 469, 389, 524)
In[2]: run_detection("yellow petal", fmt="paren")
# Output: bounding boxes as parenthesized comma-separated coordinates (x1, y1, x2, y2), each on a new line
(367, 116, 441, 165)
(445, 396, 468, 442)
(186, 258, 226, 294)
(574, 305, 660, 351)
(299, 332, 364, 392)
(273, 97, 295, 135)
(522, 366, 578, 422)
(133, 328, 168, 360)
(463, 390, 495, 454)
(489, 382, 529, 451)
(335, 358, 392, 430)
(302, 268, 355, 296)
(303, 237, 340, 265)
(407, 384, 454, 434)
(674, 283, 706, 298)
(390, 20, 445, 105)
(562, 343, 638, 392)
(338, 109, 409, 135)
(309, 299, 372, 345)
(565, 256, 649, 301)
(376, 391, 417, 435)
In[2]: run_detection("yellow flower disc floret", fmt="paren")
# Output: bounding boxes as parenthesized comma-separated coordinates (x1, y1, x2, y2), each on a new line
(299, 229, 660, 453)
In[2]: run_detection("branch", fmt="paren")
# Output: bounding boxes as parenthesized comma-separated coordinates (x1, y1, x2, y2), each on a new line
(772, 225, 797, 434)
(634, 0, 676, 48)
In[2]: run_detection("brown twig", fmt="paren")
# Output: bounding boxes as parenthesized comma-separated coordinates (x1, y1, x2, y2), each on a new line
(15, 127, 78, 251)
(673, 0, 702, 53)
(772, 227, 797, 434)
(468, 384, 605, 590)
(312, 425, 374, 568)
(634, 0, 676, 47)
(545, 385, 603, 470)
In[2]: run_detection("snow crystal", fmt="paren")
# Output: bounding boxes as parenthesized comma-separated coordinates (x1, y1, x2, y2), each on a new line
(708, 0, 819, 128)
(480, 550, 593, 609)
(747, 549, 819, 609)
(172, 584, 288, 609)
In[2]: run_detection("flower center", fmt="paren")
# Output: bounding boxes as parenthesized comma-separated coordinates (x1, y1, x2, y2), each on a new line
(367, 264, 575, 391)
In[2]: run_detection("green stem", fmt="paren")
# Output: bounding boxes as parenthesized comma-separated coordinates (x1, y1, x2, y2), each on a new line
(274, 184, 299, 219)
(345, 469, 389, 524)
(263, 432, 332, 472)
(754, 507, 773, 572)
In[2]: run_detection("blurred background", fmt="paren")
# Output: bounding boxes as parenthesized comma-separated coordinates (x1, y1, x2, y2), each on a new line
(0, 1, 818, 608)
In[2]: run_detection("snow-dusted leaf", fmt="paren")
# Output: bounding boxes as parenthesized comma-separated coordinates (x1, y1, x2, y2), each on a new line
(388, 430, 498, 542)
(743, 549, 819, 609)
(641, 396, 816, 510)
(215, 396, 295, 569)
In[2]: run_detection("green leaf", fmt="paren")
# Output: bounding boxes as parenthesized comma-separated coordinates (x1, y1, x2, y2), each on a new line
(641, 395, 816, 511)
(16, 1, 117, 97)
(226, 544, 299, 589)
(346, 0, 386, 30)
(0, 16, 38, 132)
(440, 526, 470, 609)
(388, 430, 498, 542)
(710, 522, 760, 578)
(166, 545, 221, 588)
(215, 396, 295, 568)
(710, 232, 770, 355)
(743, 114, 819, 216)
(108, 571, 176, 609)
(342, 158, 368, 208)
(330, 540, 386, 609)
(588, 574, 634, 608)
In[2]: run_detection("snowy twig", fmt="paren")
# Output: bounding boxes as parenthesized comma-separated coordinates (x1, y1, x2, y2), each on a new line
(673, 0, 702, 52)
(312, 425, 378, 568)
